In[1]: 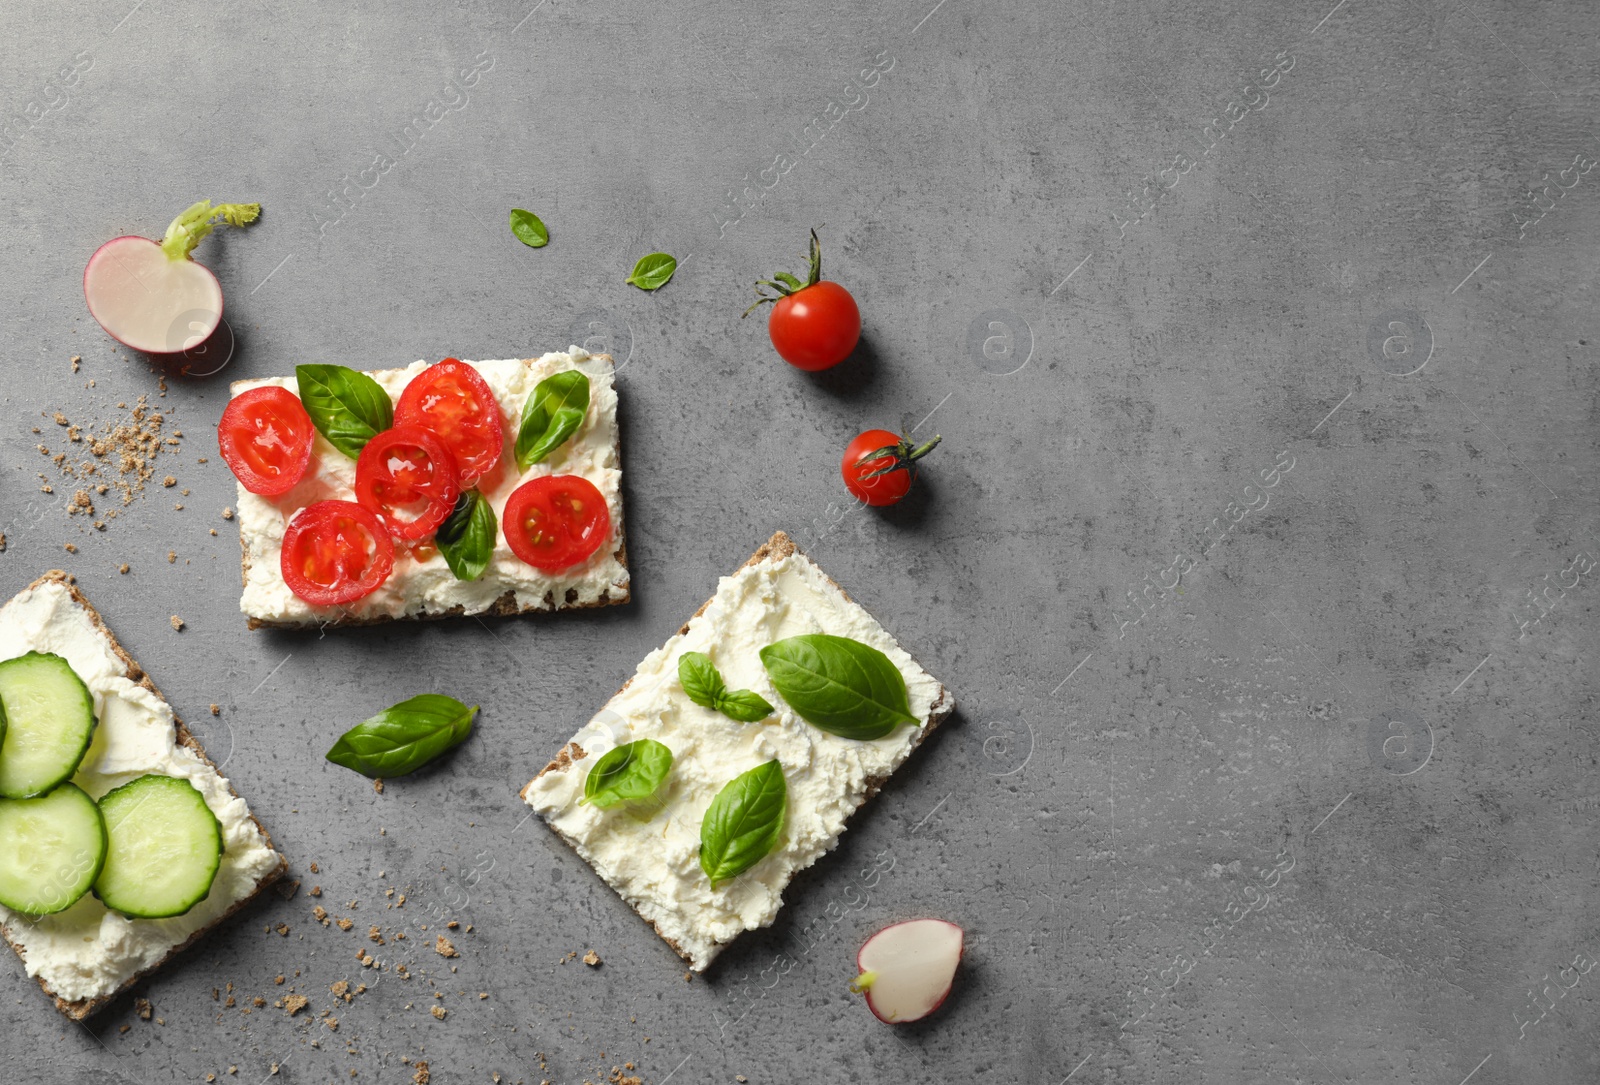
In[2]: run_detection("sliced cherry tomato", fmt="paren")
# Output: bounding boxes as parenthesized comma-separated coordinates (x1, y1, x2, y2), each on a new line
(353, 425, 460, 540)
(394, 358, 505, 485)
(503, 475, 611, 572)
(217, 386, 315, 496)
(841, 429, 942, 507)
(280, 500, 394, 606)
(744, 230, 861, 372)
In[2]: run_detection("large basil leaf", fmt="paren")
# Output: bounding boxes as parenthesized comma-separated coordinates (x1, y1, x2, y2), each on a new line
(296, 363, 394, 458)
(699, 759, 786, 886)
(625, 252, 677, 291)
(581, 739, 673, 810)
(759, 634, 917, 740)
(514, 369, 589, 470)
(509, 208, 548, 248)
(678, 651, 775, 724)
(324, 694, 476, 779)
(435, 490, 497, 581)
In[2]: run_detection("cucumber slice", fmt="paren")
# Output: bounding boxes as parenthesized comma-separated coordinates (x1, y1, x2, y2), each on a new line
(0, 783, 108, 915)
(0, 651, 96, 799)
(94, 774, 223, 919)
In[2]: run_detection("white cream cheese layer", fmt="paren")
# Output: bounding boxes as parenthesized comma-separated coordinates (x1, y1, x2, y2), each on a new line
(525, 551, 942, 969)
(0, 581, 281, 1004)
(234, 349, 627, 624)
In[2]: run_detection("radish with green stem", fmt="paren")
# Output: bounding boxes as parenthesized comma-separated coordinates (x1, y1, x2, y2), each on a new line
(850, 918, 965, 1023)
(83, 200, 261, 355)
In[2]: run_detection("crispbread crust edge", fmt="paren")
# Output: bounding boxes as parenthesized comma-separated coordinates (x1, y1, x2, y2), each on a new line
(519, 530, 955, 971)
(0, 571, 288, 1021)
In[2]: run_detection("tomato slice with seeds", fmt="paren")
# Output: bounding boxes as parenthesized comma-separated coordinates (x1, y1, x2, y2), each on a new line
(503, 475, 611, 572)
(353, 425, 461, 541)
(394, 358, 505, 485)
(280, 500, 395, 607)
(217, 386, 315, 496)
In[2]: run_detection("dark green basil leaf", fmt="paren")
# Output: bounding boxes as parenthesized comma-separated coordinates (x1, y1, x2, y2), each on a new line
(295, 363, 394, 459)
(435, 490, 497, 581)
(582, 739, 673, 810)
(515, 369, 590, 470)
(699, 759, 786, 886)
(509, 208, 548, 248)
(625, 252, 677, 291)
(759, 634, 917, 740)
(716, 689, 776, 723)
(324, 694, 476, 779)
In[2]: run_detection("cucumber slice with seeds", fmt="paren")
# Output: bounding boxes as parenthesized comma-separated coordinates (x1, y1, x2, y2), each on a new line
(94, 774, 223, 919)
(0, 783, 108, 915)
(0, 651, 96, 799)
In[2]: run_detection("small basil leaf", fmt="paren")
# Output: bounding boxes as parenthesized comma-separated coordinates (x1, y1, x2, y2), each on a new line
(582, 739, 674, 810)
(715, 689, 776, 723)
(509, 208, 548, 248)
(699, 759, 786, 886)
(296, 363, 394, 459)
(678, 651, 727, 710)
(759, 634, 917, 740)
(626, 252, 677, 291)
(325, 694, 477, 779)
(435, 490, 497, 581)
(515, 369, 590, 471)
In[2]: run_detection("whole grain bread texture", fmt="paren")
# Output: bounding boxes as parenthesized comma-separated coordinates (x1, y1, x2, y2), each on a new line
(239, 354, 630, 630)
(522, 531, 955, 970)
(0, 571, 288, 1020)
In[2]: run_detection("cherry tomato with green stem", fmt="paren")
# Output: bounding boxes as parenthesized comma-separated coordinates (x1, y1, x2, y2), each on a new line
(841, 429, 942, 507)
(743, 229, 860, 371)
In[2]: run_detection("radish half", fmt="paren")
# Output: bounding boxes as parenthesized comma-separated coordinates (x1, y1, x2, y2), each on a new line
(84, 200, 260, 355)
(851, 918, 965, 1023)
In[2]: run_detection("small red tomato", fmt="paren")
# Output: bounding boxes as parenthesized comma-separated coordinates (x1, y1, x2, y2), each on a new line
(352, 425, 460, 540)
(503, 475, 611, 572)
(394, 358, 505, 485)
(744, 229, 860, 371)
(280, 500, 395, 607)
(217, 386, 315, 496)
(841, 429, 942, 507)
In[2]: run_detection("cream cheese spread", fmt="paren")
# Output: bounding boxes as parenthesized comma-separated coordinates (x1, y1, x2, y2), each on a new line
(525, 550, 944, 969)
(0, 580, 281, 1004)
(233, 349, 627, 624)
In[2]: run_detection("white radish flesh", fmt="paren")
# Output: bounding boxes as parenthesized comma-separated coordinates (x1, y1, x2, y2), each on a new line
(84, 236, 223, 354)
(853, 918, 965, 1023)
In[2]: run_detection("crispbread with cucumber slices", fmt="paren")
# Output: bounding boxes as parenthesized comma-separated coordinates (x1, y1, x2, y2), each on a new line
(521, 531, 955, 972)
(0, 571, 286, 1020)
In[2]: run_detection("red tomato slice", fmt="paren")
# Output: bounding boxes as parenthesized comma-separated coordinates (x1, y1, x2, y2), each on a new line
(503, 475, 611, 572)
(394, 358, 504, 485)
(217, 386, 315, 496)
(280, 500, 395, 607)
(353, 425, 461, 541)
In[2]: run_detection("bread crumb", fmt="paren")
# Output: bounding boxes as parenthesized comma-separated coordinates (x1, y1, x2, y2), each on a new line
(314, 905, 329, 924)
(223, 507, 235, 520)
(412, 1062, 430, 1085)
(135, 997, 152, 1020)
(167, 551, 176, 563)
(252, 997, 264, 1007)
(170, 615, 185, 631)
(430, 1005, 447, 1020)
(162, 476, 176, 487)
(284, 994, 309, 1016)
(119, 563, 129, 574)
(309, 885, 322, 897)
(64, 543, 77, 553)
(325, 1016, 339, 1031)
(369, 925, 385, 945)
(228, 1068, 237, 1076)
(206, 1074, 216, 1083)
(479, 992, 488, 999)
(275, 923, 289, 936)
(269, 1065, 278, 1076)
(337, 917, 354, 931)
(71, 355, 81, 371)
(583, 950, 601, 967)
(54, 412, 67, 425)
(118, 1024, 130, 1034)
(0, 535, 7, 553)
(209, 528, 218, 536)
(310, 862, 320, 873)
(435, 935, 458, 958)
(446, 920, 459, 929)
(210, 704, 221, 716)
(374, 778, 384, 794)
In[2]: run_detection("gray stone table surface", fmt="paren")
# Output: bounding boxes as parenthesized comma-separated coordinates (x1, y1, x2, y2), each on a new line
(0, 0, 1596, 1082)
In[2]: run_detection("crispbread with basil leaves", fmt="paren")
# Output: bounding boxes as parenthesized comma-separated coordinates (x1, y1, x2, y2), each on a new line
(521, 531, 954, 972)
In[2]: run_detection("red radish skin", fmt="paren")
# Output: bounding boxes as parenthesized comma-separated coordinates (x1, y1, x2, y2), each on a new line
(852, 918, 965, 1024)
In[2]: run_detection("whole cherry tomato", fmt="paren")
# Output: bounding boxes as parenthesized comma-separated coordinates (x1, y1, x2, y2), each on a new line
(841, 429, 942, 507)
(217, 385, 314, 496)
(744, 229, 860, 371)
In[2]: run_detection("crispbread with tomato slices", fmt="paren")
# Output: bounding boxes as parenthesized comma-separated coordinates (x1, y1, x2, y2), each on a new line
(0, 571, 286, 1020)
(230, 349, 629, 629)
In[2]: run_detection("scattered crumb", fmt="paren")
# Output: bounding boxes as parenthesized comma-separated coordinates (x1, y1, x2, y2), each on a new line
(435, 935, 458, 959)
(206, 1074, 216, 1083)
(430, 1005, 447, 1020)
(275, 923, 290, 936)
(134, 997, 152, 1020)
(210, 528, 218, 536)
(167, 551, 176, 564)
(64, 543, 77, 553)
(269, 1065, 278, 1076)
(369, 925, 385, 945)
(446, 920, 459, 929)
(337, 917, 354, 931)
(228, 1068, 238, 1076)
(170, 615, 185, 631)
(119, 563, 129, 574)
(374, 778, 384, 794)
(413, 1063, 429, 1085)
(252, 997, 264, 1008)
(211, 704, 221, 716)
(310, 862, 320, 873)
(0, 535, 6, 553)
(325, 1016, 339, 1031)
(223, 507, 235, 520)
(314, 905, 329, 924)
(309, 885, 322, 897)
(118, 1024, 130, 1034)
(583, 950, 601, 967)
(71, 355, 80, 371)
(479, 992, 488, 999)
(162, 476, 176, 487)
(284, 994, 309, 1016)
(684, 971, 693, 982)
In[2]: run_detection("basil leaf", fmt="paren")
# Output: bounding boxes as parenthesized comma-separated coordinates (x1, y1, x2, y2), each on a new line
(296, 363, 394, 459)
(515, 369, 590, 470)
(626, 252, 677, 291)
(509, 208, 548, 248)
(435, 490, 497, 581)
(325, 694, 477, 779)
(759, 634, 917, 740)
(699, 759, 786, 886)
(678, 652, 774, 723)
(581, 739, 673, 810)
(716, 689, 776, 723)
